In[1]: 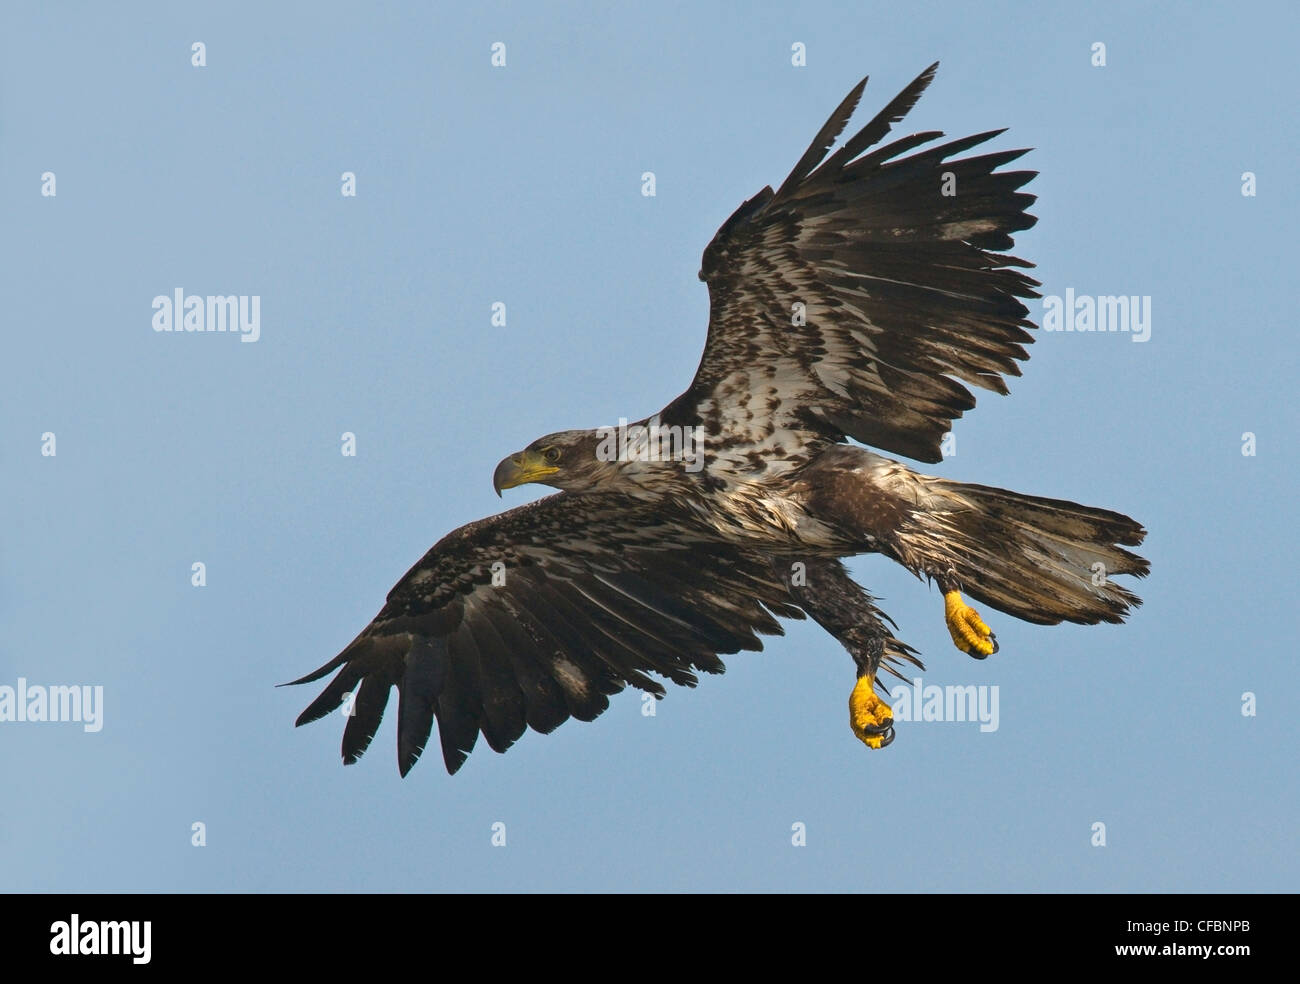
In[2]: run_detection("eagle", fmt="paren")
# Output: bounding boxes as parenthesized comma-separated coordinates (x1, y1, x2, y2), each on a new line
(288, 63, 1149, 775)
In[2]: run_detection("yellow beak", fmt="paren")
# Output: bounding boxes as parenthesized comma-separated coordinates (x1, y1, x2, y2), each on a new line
(493, 450, 560, 496)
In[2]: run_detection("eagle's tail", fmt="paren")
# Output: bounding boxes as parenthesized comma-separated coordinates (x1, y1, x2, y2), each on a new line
(911, 479, 1150, 626)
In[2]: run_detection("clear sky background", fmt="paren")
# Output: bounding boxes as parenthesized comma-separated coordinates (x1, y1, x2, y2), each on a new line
(2, 2, 1296, 892)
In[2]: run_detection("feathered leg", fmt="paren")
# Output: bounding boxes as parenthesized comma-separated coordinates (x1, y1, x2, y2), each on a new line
(769, 556, 922, 749)
(796, 445, 1149, 661)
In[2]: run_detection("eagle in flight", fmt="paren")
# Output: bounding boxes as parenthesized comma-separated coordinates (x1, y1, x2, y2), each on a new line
(289, 64, 1149, 775)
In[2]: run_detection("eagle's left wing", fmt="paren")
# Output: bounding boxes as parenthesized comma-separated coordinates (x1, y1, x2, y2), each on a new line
(661, 63, 1040, 468)
(287, 492, 803, 775)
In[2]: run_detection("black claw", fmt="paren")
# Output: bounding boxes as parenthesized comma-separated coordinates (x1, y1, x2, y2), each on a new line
(967, 632, 997, 660)
(862, 718, 894, 746)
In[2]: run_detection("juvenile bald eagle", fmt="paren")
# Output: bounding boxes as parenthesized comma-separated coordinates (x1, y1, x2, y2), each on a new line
(289, 63, 1148, 775)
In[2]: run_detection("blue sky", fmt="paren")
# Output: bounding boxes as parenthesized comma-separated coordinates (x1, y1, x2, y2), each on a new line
(2, 1, 1296, 892)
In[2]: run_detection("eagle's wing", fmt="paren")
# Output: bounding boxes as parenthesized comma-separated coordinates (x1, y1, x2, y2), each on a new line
(661, 63, 1040, 467)
(288, 492, 803, 775)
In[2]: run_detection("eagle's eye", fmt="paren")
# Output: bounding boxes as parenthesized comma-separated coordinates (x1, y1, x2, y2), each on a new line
(543, 446, 561, 464)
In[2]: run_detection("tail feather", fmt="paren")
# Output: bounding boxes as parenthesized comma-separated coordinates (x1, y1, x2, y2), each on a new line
(925, 480, 1149, 626)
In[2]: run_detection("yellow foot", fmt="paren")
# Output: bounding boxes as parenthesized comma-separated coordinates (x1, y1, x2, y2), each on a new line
(849, 675, 895, 749)
(944, 590, 998, 658)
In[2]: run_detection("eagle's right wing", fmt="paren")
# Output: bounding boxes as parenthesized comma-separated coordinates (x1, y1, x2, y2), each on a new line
(662, 63, 1041, 468)
(288, 492, 803, 775)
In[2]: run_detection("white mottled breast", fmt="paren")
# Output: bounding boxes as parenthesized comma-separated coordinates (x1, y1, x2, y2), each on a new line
(696, 481, 840, 549)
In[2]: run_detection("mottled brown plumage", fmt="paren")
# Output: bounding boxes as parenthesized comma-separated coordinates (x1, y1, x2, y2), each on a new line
(289, 64, 1148, 775)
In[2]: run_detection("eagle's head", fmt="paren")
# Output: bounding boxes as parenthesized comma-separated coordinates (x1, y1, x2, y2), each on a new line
(492, 430, 619, 496)
(495, 418, 707, 497)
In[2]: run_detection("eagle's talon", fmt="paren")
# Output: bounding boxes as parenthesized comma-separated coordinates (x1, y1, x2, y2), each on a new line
(944, 590, 997, 658)
(866, 725, 895, 749)
(849, 675, 895, 750)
